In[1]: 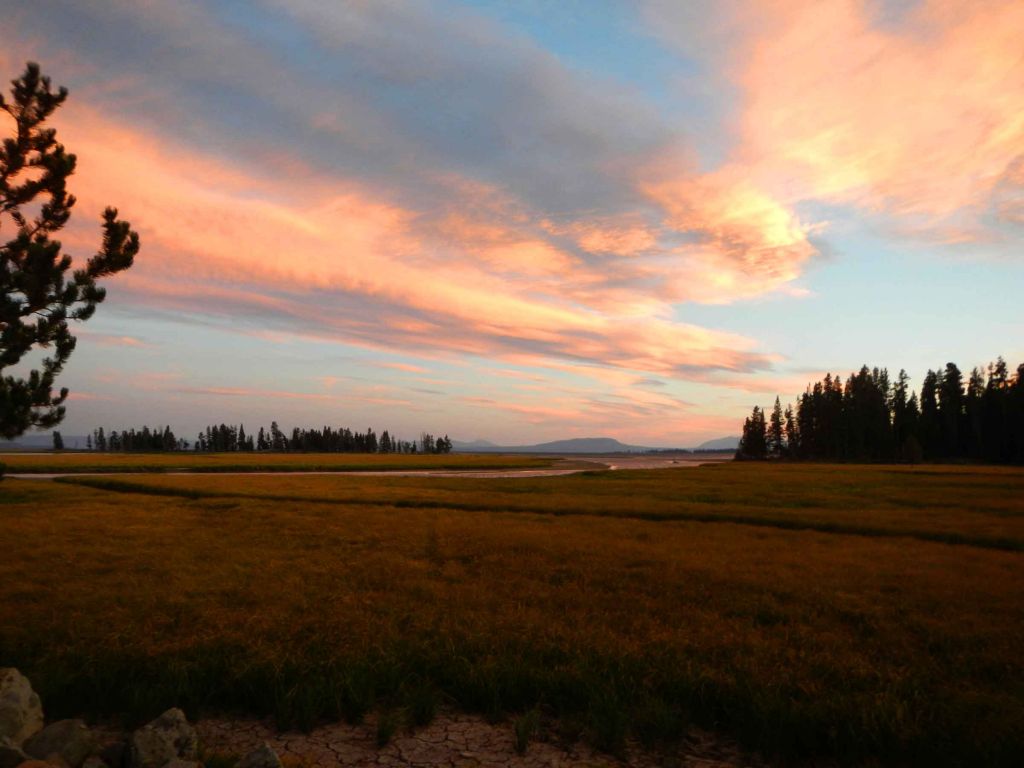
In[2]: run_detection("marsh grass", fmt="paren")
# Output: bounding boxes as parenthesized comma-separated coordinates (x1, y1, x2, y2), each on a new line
(1, 463, 1023, 765)
(404, 680, 438, 728)
(199, 751, 238, 768)
(513, 708, 540, 754)
(1, 451, 551, 474)
(375, 709, 400, 747)
(62, 461, 1024, 551)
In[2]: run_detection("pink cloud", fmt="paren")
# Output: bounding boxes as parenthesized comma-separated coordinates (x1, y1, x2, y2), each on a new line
(76, 331, 153, 348)
(174, 386, 336, 401)
(45, 102, 775, 382)
(66, 391, 115, 402)
(316, 376, 342, 390)
(647, 0, 1024, 244)
(375, 362, 429, 374)
(642, 165, 818, 304)
(457, 387, 735, 444)
(541, 217, 659, 257)
(744, 0, 1022, 231)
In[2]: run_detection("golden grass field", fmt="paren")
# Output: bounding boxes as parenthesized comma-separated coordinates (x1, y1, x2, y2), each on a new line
(0, 451, 552, 473)
(2, 461, 1022, 766)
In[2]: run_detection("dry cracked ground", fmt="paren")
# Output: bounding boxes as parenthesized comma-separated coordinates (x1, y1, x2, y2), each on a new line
(144, 713, 768, 768)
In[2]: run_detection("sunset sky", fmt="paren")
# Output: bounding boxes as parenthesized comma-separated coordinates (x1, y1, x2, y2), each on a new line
(5, 0, 1023, 446)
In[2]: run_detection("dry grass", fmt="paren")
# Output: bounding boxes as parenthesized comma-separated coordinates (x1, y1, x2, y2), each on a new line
(1, 462, 1022, 766)
(62, 462, 1024, 551)
(0, 451, 551, 473)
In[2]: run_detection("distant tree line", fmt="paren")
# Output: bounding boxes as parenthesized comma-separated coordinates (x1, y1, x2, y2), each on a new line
(86, 422, 453, 454)
(87, 426, 187, 452)
(193, 422, 451, 454)
(737, 357, 1024, 464)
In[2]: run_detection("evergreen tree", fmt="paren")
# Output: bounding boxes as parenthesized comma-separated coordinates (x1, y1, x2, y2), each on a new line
(796, 388, 815, 458)
(891, 370, 914, 448)
(1012, 364, 1024, 463)
(937, 363, 965, 457)
(736, 406, 768, 460)
(983, 358, 1010, 462)
(783, 404, 798, 457)
(747, 357, 1024, 465)
(768, 397, 784, 457)
(270, 421, 285, 451)
(900, 392, 921, 462)
(918, 370, 941, 459)
(965, 367, 985, 459)
(1, 63, 138, 438)
(52, 430, 63, 450)
(87, 424, 178, 452)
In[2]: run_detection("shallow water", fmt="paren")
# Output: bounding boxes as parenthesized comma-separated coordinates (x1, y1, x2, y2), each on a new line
(5, 453, 728, 480)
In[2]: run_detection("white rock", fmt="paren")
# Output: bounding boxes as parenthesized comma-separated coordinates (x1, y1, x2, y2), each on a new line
(0, 669, 43, 747)
(24, 719, 96, 768)
(126, 710, 197, 768)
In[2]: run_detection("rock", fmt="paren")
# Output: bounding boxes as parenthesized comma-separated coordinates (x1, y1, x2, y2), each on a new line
(98, 741, 124, 768)
(81, 759, 108, 768)
(24, 720, 95, 768)
(125, 710, 196, 768)
(161, 762, 200, 768)
(127, 725, 176, 768)
(0, 740, 30, 768)
(236, 742, 282, 768)
(0, 669, 43, 746)
(12, 762, 54, 768)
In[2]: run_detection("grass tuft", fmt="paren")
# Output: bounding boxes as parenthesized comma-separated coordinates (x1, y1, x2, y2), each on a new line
(513, 708, 540, 755)
(375, 709, 400, 747)
(201, 752, 239, 768)
(404, 680, 438, 728)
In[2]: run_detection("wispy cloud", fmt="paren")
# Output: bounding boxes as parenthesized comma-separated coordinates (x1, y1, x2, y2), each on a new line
(645, 0, 1024, 245)
(44, 99, 777, 381)
(4, 2, 805, 386)
(76, 330, 154, 348)
(375, 362, 429, 374)
(6, 0, 1020, 443)
(173, 386, 335, 401)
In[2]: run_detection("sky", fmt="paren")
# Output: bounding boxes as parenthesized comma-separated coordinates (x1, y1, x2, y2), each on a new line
(3, 0, 1023, 447)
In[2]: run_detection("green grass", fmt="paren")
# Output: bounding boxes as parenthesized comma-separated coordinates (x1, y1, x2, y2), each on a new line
(1, 463, 1022, 766)
(0, 451, 553, 474)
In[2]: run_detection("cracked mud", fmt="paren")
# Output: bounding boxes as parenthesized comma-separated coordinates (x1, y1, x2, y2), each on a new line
(188, 713, 766, 767)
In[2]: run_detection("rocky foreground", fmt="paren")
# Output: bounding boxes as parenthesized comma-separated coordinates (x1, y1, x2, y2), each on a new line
(1, 668, 759, 768)
(1, 667, 245, 768)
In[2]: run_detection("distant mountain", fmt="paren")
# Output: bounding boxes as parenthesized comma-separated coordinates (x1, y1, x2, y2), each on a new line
(693, 436, 740, 451)
(456, 435, 746, 454)
(453, 436, 659, 454)
(450, 438, 499, 450)
(523, 437, 651, 453)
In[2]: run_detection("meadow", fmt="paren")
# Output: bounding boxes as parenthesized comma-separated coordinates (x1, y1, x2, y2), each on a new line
(1, 462, 1022, 766)
(0, 451, 552, 473)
